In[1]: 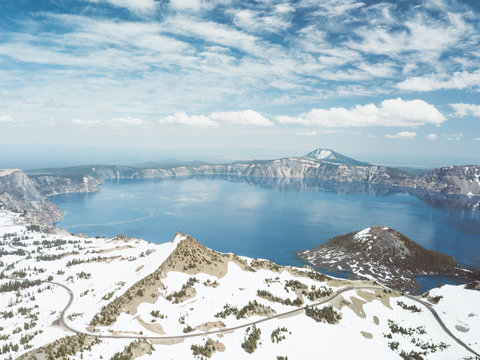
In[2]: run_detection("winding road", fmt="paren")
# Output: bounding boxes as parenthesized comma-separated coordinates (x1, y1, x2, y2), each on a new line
(2, 239, 479, 358)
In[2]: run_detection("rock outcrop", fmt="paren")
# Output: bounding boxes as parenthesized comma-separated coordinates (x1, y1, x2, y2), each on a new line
(0, 169, 100, 227)
(0, 169, 62, 226)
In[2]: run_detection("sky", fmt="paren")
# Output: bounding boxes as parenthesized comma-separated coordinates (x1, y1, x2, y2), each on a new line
(0, 0, 479, 168)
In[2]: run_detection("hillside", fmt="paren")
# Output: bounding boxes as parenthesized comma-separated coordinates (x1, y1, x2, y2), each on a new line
(1, 211, 480, 359)
(298, 226, 479, 293)
(1, 211, 479, 359)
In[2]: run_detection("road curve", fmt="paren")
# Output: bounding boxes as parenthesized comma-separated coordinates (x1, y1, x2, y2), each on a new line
(3, 240, 480, 357)
(404, 294, 480, 358)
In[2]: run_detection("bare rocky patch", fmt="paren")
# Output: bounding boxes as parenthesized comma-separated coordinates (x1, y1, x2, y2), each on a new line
(197, 321, 226, 331)
(361, 331, 373, 339)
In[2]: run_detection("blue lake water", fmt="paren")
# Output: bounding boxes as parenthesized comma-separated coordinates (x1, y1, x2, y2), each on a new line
(50, 177, 480, 292)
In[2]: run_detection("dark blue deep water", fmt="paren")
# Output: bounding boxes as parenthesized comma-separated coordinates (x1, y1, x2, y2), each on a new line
(50, 177, 480, 292)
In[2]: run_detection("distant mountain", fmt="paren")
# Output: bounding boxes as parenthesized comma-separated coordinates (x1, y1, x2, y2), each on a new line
(305, 148, 370, 167)
(132, 159, 212, 169)
(298, 226, 479, 293)
(21, 150, 480, 197)
(2, 148, 479, 228)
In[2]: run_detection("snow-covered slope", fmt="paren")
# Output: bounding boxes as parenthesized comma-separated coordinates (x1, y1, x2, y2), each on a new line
(0, 211, 478, 360)
(305, 148, 371, 166)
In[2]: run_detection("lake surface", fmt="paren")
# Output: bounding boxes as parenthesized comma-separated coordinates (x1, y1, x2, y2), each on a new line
(50, 177, 480, 292)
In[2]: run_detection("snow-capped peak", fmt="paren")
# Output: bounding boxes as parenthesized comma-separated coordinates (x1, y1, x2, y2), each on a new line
(305, 148, 370, 167)
(307, 148, 334, 160)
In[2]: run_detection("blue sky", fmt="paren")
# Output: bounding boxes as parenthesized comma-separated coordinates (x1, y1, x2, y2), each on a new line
(0, 0, 479, 167)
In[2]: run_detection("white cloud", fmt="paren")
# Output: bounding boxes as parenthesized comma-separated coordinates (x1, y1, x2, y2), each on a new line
(385, 131, 416, 139)
(426, 133, 437, 140)
(300, 0, 365, 17)
(349, 9, 475, 74)
(295, 130, 317, 136)
(210, 110, 272, 126)
(397, 70, 480, 91)
(162, 16, 277, 58)
(158, 110, 272, 127)
(1, 0, 479, 134)
(40, 118, 57, 126)
(159, 113, 219, 127)
(72, 117, 149, 127)
(88, 0, 157, 14)
(275, 98, 446, 127)
(474, 137, 480, 141)
(107, 116, 150, 127)
(72, 119, 101, 127)
(232, 7, 293, 33)
(445, 133, 463, 141)
(169, 0, 209, 11)
(450, 103, 480, 117)
(0, 115, 16, 124)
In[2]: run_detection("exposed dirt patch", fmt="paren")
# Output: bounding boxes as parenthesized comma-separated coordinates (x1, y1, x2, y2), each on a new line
(329, 294, 349, 311)
(373, 315, 379, 325)
(136, 265, 144, 272)
(124, 286, 163, 317)
(360, 331, 373, 339)
(198, 321, 226, 331)
(326, 278, 355, 287)
(348, 296, 367, 319)
(357, 288, 398, 309)
(329, 294, 366, 319)
(215, 341, 226, 352)
(135, 316, 165, 334)
(356, 289, 377, 301)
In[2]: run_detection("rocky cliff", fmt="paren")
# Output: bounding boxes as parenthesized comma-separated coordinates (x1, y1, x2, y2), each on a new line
(24, 148, 480, 197)
(0, 169, 62, 226)
(102, 159, 480, 196)
(32, 175, 101, 196)
(412, 166, 480, 195)
(1, 148, 479, 227)
(0, 169, 101, 227)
